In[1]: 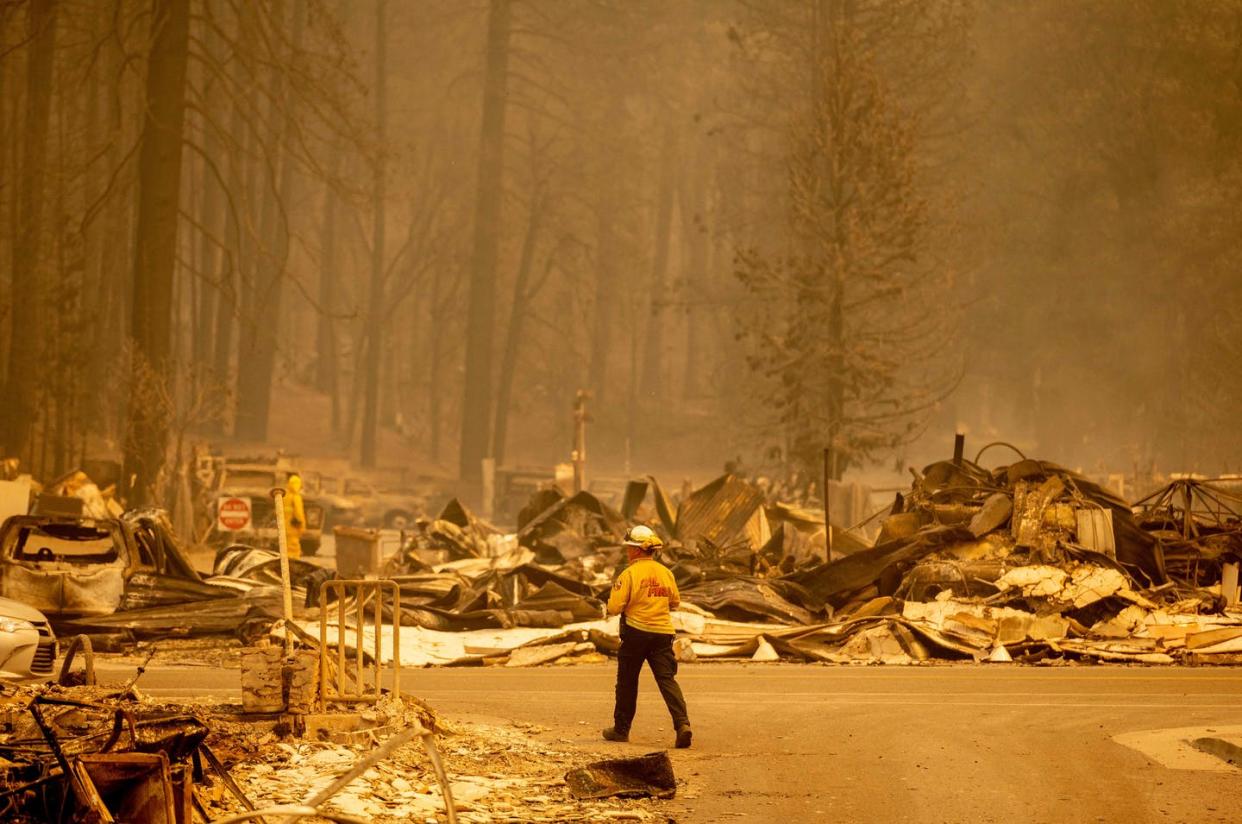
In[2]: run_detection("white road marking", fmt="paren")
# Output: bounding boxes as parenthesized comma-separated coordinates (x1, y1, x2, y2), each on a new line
(412, 691, 1242, 709)
(1114, 725, 1242, 772)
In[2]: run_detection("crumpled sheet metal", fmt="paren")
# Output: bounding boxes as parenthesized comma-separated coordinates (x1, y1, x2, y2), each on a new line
(516, 490, 626, 563)
(345, 454, 1233, 668)
(565, 751, 676, 800)
(787, 525, 967, 607)
(299, 611, 811, 667)
(65, 591, 283, 636)
(299, 618, 613, 667)
(678, 577, 815, 625)
(675, 474, 769, 551)
(63, 543, 333, 636)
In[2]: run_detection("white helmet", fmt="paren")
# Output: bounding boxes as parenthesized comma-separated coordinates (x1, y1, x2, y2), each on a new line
(623, 525, 664, 551)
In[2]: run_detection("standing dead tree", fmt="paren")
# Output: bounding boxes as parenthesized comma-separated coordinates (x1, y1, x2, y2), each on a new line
(124, 0, 191, 505)
(459, 0, 512, 484)
(2, 0, 58, 465)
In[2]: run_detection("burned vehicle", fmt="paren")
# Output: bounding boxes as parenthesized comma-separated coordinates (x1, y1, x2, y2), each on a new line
(0, 596, 56, 681)
(208, 462, 327, 555)
(0, 509, 227, 619)
(328, 477, 425, 529)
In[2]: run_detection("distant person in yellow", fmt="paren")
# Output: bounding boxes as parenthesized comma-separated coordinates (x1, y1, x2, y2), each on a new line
(283, 474, 307, 559)
(602, 525, 692, 748)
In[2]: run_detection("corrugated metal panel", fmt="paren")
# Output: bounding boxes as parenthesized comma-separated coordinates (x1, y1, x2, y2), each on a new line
(742, 507, 771, 551)
(675, 475, 765, 549)
(1076, 508, 1116, 558)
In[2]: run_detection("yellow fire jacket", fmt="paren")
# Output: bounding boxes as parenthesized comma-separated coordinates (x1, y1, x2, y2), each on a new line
(607, 557, 680, 635)
(282, 479, 307, 558)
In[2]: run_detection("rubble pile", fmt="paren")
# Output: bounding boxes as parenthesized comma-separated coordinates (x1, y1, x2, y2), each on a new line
(0, 681, 670, 823)
(337, 456, 1242, 668)
(3, 452, 1240, 669)
(724, 457, 1242, 665)
(227, 715, 670, 822)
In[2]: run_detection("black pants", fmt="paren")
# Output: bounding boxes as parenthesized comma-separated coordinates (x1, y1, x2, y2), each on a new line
(613, 621, 689, 734)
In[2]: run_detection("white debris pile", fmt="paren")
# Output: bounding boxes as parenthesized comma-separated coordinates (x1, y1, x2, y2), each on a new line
(224, 717, 669, 824)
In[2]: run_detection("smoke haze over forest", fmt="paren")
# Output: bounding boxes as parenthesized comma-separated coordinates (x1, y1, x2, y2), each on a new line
(2, 0, 1241, 507)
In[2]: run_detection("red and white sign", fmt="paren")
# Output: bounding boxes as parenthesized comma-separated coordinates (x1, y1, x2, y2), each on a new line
(217, 496, 252, 531)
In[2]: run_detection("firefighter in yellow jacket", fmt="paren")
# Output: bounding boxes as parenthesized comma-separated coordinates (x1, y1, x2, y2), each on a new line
(283, 474, 307, 559)
(602, 525, 692, 748)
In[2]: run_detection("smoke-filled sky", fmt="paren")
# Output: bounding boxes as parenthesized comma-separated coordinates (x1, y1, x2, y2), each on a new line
(1, 0, 1240, 500)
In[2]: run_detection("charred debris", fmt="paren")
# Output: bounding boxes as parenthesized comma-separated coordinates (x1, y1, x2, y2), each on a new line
(317, 453, 1242, 668)
(0, 450, 1240, 666)
(0, 672, 639, 823)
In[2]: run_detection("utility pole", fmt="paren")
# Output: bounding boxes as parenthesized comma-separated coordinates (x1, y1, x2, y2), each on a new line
(572, 390, 591, 494)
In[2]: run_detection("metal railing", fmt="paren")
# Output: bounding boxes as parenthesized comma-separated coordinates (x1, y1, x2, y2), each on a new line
(318, 579, 400, 707)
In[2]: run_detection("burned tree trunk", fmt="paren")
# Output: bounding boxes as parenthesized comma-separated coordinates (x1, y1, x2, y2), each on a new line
(359, 0, 388, 469)
(233, 0, 305, 443)
(426, 265, 448, 463)
(2, 0, 58, 462)
(124, 0, 191, 504)
(640, 120, 678, 399)
(679, 155, 708, 400)
(316, 154, 343, 432)
(458, 0, 511, 483)
(210, 93, 249, 413)
(192, 40, 224, 385)
(589, 178, 617, 407)
(492, 194, 544, 467)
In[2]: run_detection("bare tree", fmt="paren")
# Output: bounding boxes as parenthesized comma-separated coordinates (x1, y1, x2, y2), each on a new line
(459, 0, 511, 483)
(2, 0, 58, 463)
(359, 0, 388, 468)
(124, 0, 191, 504)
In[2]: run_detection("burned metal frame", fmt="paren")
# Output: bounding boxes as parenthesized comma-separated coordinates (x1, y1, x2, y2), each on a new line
(1133, 479, 1242, 541)
(318, 578, 401, 707)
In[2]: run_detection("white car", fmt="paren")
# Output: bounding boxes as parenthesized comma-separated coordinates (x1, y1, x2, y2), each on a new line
(0, 596, 57, 681)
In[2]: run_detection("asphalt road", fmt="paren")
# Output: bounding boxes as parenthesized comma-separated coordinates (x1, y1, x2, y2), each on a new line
(102, 662, 1242, 823)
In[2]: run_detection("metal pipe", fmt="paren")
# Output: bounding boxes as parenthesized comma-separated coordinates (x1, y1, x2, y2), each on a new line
(336, 583, 346, 699)
(391, 582, 401, 699)
(355, 587, 365, 697)
(270, 488, 295, 639)
(373, 582, 381, 697)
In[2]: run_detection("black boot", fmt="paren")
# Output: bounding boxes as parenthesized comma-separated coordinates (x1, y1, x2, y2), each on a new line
(602, 726, 629, 742)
